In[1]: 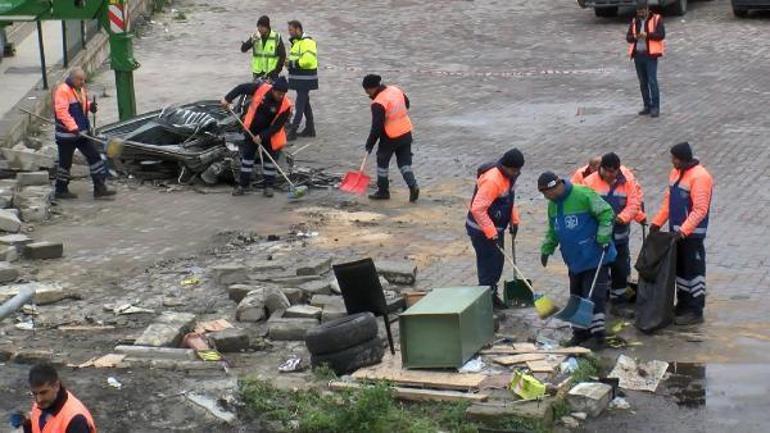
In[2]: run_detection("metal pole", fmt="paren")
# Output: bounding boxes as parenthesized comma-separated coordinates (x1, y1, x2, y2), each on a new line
(61, 20, 68, 67)
(80, 20, 86, 49)
(0, 287, 36, 322)
(36, 20, 48, 90)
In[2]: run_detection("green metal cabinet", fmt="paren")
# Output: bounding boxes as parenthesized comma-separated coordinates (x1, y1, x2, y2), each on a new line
(399, 286, 494, 369)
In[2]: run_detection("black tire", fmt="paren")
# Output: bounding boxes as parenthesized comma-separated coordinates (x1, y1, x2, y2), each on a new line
(311, 337, 385, 375)
(733, 8, 748, 17)
(304, 312, 378, 356)
(666, 0, 687, 16)
(594, 7, 618, 17)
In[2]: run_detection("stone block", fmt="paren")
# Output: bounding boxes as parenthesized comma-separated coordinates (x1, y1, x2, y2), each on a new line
(295, 257, 332, 276)
(0, 189, 14, 209)
(255, 274, 319, 286)
(376, 260, 417, 285)
(18, 205, 49, 223)
(0, 148, 54, 171)
(0, 234, 32, 250)
(134, 312, 196, 347)
(284, 305, 322, 319)
(267, 318, 319, 341)
(212, 264, 249, 286)
(0, 262, 19, 283)
(16, 171, 50, 187)
(0, 282, 74, 305)
(114, 345, 196, 360)
(310, 294, 345, 308)
(236, 290, 266, 322)
(228, 284, 255, 303)
(280, 287, 305, 305)
(13, 349, 54, 365)
(0, 180, 18, 190)
(567, 382, 612, 418)
(208, 328, 250, 353)
(466, 397, 554, 427)
(299, 279, 333, 296)
(23, 242, 63, 260)
(0, 246, 18, 262)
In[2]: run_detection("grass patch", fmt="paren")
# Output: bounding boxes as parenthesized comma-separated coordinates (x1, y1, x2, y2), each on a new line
(570, 356, 601, 384)
(310, 364, 337, 382)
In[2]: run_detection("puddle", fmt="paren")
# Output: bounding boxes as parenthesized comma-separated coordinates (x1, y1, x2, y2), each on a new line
(665, 362, 706, 407)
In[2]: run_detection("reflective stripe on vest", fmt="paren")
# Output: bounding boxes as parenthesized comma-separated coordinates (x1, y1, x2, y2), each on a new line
(54, 83, 89, 134)
(668, 166, 711, 238)
(288, 36, 318, 71)
(251, 30, 280, 74)
(628, 14, 664, 57)
(372, 86, 413, 139)
(243, 84, 293, 151)
(466, 164, 515, 237)
(30, 391, 97, 433)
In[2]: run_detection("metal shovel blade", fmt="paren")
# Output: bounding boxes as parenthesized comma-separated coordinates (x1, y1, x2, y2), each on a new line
(555, 295, 594, 328)
(503, 278, 535, 307)
(339, 170, 370, 195)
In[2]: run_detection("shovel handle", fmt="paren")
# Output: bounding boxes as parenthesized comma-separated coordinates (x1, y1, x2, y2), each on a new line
(359, 152, 369, 172)
(586, 248, 607, 300)
(495, 243, 534, 293)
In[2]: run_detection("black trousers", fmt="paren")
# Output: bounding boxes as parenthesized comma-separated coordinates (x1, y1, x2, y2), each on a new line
(470, 233, 504, 300)
(609, 242, 631, 300)
(675, 237, 706, 316)
(55, 137, 105, 192)
(290, 89, 314, 131)
(375, 136, 417, 191)
(569, 266, 609, 337)
(239, 138, 280, 188)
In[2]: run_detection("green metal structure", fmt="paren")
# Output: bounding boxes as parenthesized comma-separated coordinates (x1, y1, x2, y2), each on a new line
(0, 0, 139, 120)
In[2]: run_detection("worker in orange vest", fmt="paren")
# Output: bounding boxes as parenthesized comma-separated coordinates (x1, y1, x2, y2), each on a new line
(582, 153, 645, 314)
(466, 149, 524, 309)
(570, 156, 601, 185)
(221, 77, 293, 197)
(627, 0, 665, 118)
(11, 363, 97, 433)
(362, 74, 419, 203)
(651, 142, 713, 325)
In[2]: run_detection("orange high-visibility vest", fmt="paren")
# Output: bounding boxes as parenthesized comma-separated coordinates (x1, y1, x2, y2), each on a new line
(30, 390, 97, 433)
(628, 14, 665, 58)
(372, 86, 413, 139)
(243, 83, 293, 151)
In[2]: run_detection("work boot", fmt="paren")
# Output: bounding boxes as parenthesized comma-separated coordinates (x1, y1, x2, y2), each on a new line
(286, 128, 298, 142)
(409, 186, 420, 203)
(54, 190, 78, 200)
(580, 335, 606, 351)
(561, 332, 591, 348)
(93, 183, 116, 200)
(263, 186, 274, 198)
(650, 109, 660, 118)
(298, 126, 316, 138)
(492, 294, 507, 311)
(368, 190, 390, 200)
(232, 186, 246, 196)
(674, 312, 704, 326)
(638, 108, 651, 116)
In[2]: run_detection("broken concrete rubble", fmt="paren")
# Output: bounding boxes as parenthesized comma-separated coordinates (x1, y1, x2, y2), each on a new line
(0, 262, 19, 283)
(267, 317, 319, 341)
(567, 382, 612, 417)
(235, 291, 266, 322)
(208, 328, 250, 353)
(284, 305, 322, 319)
(280, 287, 304, 305)
(16, 171, 50, 187)
(0, 210, 22, 233)
(186, 392, 237, 424)
(295, 257, 332, 276)
(211, 264, 249, 286)
(134, 312, 196, 347)
(0, 148, 54, 172)
(23, 241, 64, 260)
(255, 274, 319, 286)
(0, 234, 32, 250)
(228, 284, 255, 303)
(376, 260, 417, 285)
(466, 397, 554, 427)
(12, 349, 54, 365)
(0, 189, 13, 209)
(0, 282, 73, 305)
(13, 186, 52, 223)
(0, 246, 17, 262)
(299, 279, 333, 296)
(310, 294, 345, 309)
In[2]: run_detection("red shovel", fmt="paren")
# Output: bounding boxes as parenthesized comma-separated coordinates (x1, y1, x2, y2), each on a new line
(339, 153, 371, 195)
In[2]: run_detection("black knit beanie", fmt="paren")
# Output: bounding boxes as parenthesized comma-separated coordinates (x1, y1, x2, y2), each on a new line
(670, 142, 693, 161)
(601, 152, 621, 170)
(362, 74, 382, 89)
(499, 148, 525, 169)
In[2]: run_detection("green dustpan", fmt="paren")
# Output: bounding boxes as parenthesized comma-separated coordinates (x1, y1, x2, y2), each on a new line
(502, 238, 535, 307)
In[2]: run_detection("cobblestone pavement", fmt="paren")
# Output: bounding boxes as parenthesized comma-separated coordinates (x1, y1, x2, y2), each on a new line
(4, 0, 770, 431)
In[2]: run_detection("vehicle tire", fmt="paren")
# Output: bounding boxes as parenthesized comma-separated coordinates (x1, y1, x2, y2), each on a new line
(666, 0, 687, 16)
(310, 337, 385, 375)
(304, 312, 378, 355)
(594, 7, 618, 17)
(733, 8, 748, 17)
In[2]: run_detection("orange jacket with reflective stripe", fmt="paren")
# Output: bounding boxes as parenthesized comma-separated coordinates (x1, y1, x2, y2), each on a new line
(30, 391, 97, 433)
(570, 165, 593, 185)
(628, 13, 665, 58)
(243, 83, 293, 151)
(467, 166, 520, 239)
(372, 86, 413, 139)
(582, 166, 643, 225)
(53, 82, 90, 134)
(652, 163, 713, 237)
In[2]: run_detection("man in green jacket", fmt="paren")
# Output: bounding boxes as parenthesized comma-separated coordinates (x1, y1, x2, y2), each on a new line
(539, 172, 617, 350)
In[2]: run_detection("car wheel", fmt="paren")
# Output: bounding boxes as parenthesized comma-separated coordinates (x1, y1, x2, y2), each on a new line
(666, 0, 687, 16)
(733, 8, 748, 17)
(594, 7, 618, 17)
(310, 337, 385, 375)
(304, 312, 378, 355)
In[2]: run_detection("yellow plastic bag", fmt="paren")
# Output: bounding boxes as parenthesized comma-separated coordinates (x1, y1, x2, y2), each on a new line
(509, 370, 546, 400)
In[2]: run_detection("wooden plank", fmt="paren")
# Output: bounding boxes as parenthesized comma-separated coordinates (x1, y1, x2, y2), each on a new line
(480, 346, 591, 356)
(329, 381, 488, 402)
(512, 343, 538, 352)
(492, 354, 545, 366)
(352, 354, 486, 390)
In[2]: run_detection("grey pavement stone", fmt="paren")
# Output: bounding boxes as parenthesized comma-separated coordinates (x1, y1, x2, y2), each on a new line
(0, 148, 54, 171)
(208, 328, 250, 353)
(134, 312, 196, 347)
(16, 171, 50, 187)
(267, 318, 319, 341)
(567, 382, 612, 418)
(0, 262, 19, 283)
(0, 234, 31, 248)
(376, 260, 417, 285)
(228, 284, 255, 303)
(212, 264, 249, 286)
(299, 279, 333, 296)
(255, 274, 320, 286)
(295, 257, 332, 276)
(309, 294, 345, 308)
(321, 307, 348, 323)
(284, 305, 322, 319)
(0, 190, 14, 209)
(236, 290, 266, 322)
(23, 241, 63, 260)
(280, 287, 305, 305)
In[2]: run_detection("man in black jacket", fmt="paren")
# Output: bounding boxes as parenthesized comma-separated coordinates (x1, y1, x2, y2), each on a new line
(626, 1, 665, 117)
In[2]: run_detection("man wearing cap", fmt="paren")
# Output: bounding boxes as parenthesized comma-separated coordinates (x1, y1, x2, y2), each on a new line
(241, 15, 286, 81)
(11, 363, 97, 433)
(466, 149, 525, 309)
(539, 172, 617, 349)
(651, 142, 713, 325)
(582, 153, 645, 313)
(361, 74, 419, 202)
(221, 77, 293, 197)
(570, 156, 602, 185)
(627, 0, 665, 117)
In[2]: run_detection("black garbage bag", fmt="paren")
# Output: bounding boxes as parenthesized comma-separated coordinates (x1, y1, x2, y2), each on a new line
(634, 231, 678, 333)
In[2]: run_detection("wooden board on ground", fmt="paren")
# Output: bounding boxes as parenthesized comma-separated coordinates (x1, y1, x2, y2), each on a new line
(492, 354, 546, 366)
(526, 356, 566, 373)
(352, 353, 486, 391)
(480, 346, 591, 356)
(330, 381, 489, 402)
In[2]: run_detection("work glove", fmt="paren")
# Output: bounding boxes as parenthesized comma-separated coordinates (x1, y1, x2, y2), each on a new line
(675, 231, 686, 240)
(649, 224, 660, 233)
(9, 412, 27, 428)
(509, 224, 518, 240)
(364, 143, 374, 153)
(540, 254, 549, 268)
(89, 102, 98, 114)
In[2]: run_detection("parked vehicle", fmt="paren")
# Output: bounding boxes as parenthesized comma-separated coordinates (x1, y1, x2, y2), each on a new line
(732, 0, 770, 17)
(578, 0, 689, 17)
